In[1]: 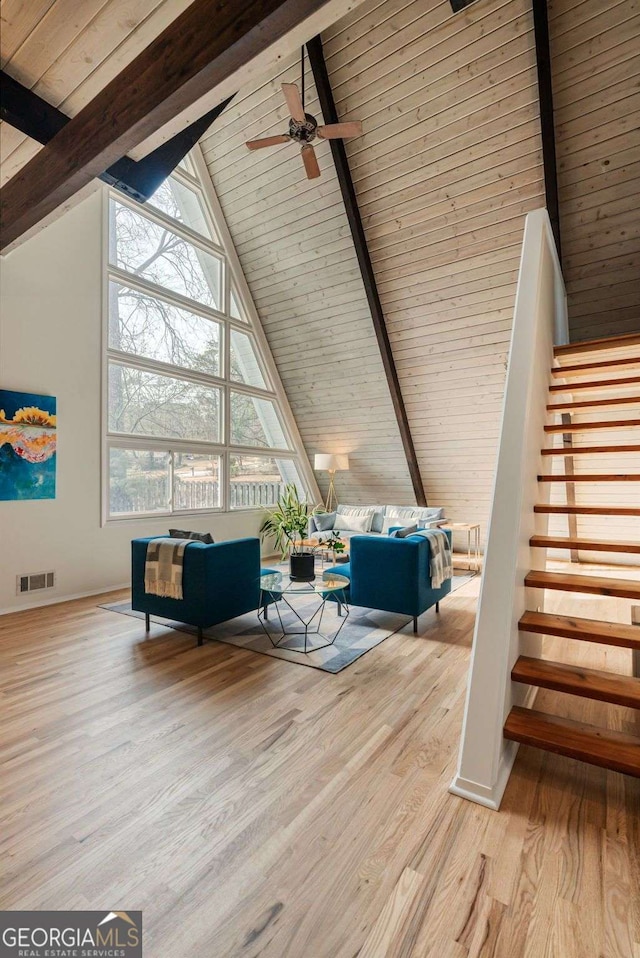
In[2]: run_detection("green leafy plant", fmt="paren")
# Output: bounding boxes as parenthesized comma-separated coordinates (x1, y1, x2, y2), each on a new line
(260, 483, 315, 559)
(322, 531, 346, 554)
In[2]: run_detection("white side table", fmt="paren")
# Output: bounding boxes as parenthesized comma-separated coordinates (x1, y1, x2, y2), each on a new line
(440, 523, 481, 572)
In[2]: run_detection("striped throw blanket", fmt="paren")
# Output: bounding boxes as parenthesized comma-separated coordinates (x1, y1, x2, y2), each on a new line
(144, 538, 190, 599)
(413, 529, 453, 589)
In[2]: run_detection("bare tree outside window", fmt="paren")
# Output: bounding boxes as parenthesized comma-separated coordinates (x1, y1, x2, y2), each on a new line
(111, 201, 222, 309)
(105, 161, 306, 517)
(109, 283, 221, 377)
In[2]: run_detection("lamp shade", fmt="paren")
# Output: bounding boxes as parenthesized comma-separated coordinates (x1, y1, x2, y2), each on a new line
(314, 453, 349, 472)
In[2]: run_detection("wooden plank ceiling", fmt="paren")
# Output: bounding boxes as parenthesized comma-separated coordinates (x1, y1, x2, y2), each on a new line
(549, 0, 640, 342)
(0, 0, 201, 187)
(203, 0, 545, 531)
(201, 55, 416, 506)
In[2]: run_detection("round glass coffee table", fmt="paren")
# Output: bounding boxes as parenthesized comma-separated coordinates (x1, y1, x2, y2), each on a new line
(258, 571, 350, 654)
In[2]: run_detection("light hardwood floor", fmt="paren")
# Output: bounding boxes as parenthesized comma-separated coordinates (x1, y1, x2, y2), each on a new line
(1, 569, 638, 958)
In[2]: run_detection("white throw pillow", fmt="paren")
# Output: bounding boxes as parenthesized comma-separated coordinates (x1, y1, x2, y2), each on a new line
(334, 513, 373, 534)
(382, 515, 409, 533)
(339, 504, 384, 533)
(385, 505, 419, 520)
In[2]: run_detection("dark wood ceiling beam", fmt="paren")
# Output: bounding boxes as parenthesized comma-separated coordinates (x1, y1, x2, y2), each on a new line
(531, 0, 562, 263)
(1, 71, 67, 141)
(448, 0, 481, 11)
(0, 0, 330, 250)
(0, 71, 234, 203)
(102, 96, 235, 202)
(306, 34, 427, 506)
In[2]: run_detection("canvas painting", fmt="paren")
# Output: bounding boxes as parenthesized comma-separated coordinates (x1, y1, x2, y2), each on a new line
(0, 390, 57, 500)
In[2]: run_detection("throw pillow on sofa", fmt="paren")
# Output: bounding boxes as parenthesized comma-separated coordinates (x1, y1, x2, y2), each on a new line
(381, 515, 401, 533)
(382, 514, 420, 533)
(169, 529, 215, 544)
(314, 511, 336, 532)
(391, 523, 418, 538)
(334, 513, 373, 534)
(338, 504, 385, 533)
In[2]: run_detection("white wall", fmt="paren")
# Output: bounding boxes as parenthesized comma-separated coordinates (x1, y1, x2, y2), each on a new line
(0, 192, 264, 614)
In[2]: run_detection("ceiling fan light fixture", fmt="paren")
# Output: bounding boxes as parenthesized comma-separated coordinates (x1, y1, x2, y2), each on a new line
(244, 46, 363, 180)
(288, 114, 318, 142)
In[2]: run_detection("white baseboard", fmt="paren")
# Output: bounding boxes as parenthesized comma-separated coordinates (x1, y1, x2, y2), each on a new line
(448, 741, 519, 810)
(448, 686, 538, 810)
(0, 582, 130, 616)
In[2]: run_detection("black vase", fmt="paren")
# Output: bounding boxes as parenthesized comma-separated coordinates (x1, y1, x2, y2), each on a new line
(289, 552, 315, 582)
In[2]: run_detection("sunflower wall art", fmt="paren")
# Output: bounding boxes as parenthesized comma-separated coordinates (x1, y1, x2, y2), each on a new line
(0, 390, 57, 500)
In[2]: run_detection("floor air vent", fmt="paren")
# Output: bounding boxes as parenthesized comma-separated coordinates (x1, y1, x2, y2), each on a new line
(17, 571, 55, 595)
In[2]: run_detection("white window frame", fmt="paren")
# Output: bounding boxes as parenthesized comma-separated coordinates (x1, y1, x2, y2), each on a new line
(101, 154, 316, 524)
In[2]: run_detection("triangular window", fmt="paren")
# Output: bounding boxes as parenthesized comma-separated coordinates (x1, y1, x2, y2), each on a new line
(104, 147, 309, 518)
(146, 174, 219, 244)
(229, 281, 248, 322)
(230, 329, 268, 390)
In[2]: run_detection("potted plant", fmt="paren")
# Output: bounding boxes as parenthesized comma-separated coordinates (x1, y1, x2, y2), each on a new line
(260, 483, 317, 581)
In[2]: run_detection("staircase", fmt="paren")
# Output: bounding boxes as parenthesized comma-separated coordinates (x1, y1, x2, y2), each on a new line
(503, 331, 640, 777)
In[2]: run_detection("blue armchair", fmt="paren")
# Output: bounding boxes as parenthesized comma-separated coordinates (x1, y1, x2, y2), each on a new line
(131, 536, 275, 646)
(324, 531, 452, 633)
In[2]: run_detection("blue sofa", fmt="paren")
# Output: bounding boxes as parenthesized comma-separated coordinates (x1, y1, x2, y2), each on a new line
(131, 536, 276, 646)
(324, 530, 452, 633)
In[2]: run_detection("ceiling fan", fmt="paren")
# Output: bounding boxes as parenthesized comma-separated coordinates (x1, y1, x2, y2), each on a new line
(245, 47, 362, 180)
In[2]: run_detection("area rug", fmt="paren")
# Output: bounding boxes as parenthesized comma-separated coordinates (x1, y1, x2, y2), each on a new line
(101, 571, 474, 674)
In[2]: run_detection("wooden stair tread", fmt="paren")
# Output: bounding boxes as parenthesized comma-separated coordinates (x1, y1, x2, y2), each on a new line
(548, 396, 640, 410)
(525, 570, 640, 599)
(554, 332, 640, 356)
(504, 707, 640, 777)
(534, 504, 640, 515)
(519, 611, 640, 650)
(541, 444, 640, 455)
(512, 656, 640, 709)
(545, 419, 640, 432)
(537, 473, 640, 481)
(530, 534, 640, 554)
(552, 357, 640, 376)
(549, 375, 640, 392)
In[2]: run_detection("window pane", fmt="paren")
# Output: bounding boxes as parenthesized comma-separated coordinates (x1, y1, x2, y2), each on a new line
(230, 329, 267, 389)
(230, 392, 289, 449)
(146, 177, 218, 243)
(173, 453, 221, 510)
(177, 154, 195, 175)
(229, 455, 302, 509)
(109, 364, 221, 442)
(109, 448, 169, 515)
(111, 200, 222, 310)
(229, 284, 246, 322)
(109, 282, 220, 377)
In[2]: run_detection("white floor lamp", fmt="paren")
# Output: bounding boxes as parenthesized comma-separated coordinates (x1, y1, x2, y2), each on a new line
(314, 454, 349, 512)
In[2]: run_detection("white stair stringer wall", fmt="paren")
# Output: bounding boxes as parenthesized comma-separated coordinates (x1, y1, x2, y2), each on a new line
(450, 209, 568, 810)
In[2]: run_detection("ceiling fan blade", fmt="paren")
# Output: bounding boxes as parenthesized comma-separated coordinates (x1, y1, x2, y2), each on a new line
(246, 135, 290, 150)
(282, 82, 305, 122)
(316, 121, 363, 139)
(301, 144, 320, 180)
